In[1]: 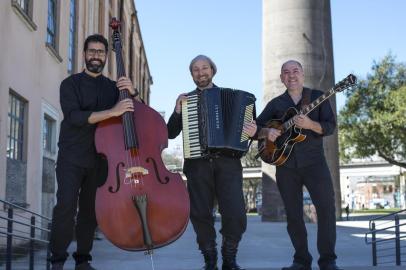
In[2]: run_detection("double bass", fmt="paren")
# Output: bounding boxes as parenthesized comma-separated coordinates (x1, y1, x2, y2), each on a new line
(94, 18, 189, 252)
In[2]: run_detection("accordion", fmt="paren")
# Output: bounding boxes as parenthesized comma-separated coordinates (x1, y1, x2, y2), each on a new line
(181, 87, 256, 159)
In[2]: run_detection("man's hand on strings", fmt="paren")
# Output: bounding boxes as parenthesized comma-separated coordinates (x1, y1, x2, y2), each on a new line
(110, 99, 134, 117)
(293, 114, 314, 129)
(266, 128, 282, 142)
(117, 77, 136, 96)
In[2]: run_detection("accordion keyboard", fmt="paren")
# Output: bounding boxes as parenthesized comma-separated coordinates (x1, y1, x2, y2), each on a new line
(182, 93, 202, 158)
(240, 103, 254, 142)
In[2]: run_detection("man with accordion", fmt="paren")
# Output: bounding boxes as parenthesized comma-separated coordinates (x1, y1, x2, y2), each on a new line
(167, 55, 254, 270)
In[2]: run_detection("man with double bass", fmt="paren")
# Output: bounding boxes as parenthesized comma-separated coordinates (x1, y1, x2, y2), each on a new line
(167, 55, 246, 270)
(49, 34, 138, 270)
(245, 60, 342, 270)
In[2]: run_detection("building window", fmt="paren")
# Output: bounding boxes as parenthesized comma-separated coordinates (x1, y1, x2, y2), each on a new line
(68, 0, 77, 74)
(43, 115, 56, 155)
(7, 92, 27, 161)
(46, 0, 57, 48)
(14, 0, 30, 15)
(11, 0, 37, 31)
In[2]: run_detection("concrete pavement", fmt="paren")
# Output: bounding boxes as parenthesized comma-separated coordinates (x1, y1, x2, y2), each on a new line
(58, 216, 406, 270)
(10, 215, 406, 270)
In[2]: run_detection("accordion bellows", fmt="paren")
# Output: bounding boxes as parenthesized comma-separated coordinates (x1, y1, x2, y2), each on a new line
(182, 87, 256, 159)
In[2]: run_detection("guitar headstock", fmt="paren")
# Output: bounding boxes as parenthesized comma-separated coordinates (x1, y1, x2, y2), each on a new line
(334, 74, 357, 92)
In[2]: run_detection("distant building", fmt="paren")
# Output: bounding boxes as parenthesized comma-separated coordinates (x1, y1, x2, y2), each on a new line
(340, 159, 405, 210)
(0, 0, 152, 220)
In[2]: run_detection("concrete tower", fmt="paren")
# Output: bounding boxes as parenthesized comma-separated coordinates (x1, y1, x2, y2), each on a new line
(262, 0, 341, 221)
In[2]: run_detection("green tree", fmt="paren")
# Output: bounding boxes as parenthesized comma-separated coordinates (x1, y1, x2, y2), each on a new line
(339, 54, 406, 168)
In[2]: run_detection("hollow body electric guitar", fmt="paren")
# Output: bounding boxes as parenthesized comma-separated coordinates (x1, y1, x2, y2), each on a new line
(256, 74, 357, 165)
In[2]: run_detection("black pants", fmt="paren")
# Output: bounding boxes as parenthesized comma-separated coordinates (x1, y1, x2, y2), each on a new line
(49, 158, 98, 263)
(183, 156, 247, 248)
(276, 160, 337, 268)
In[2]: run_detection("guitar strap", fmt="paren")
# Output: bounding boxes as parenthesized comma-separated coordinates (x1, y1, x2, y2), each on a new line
(301, 88, 312, 110)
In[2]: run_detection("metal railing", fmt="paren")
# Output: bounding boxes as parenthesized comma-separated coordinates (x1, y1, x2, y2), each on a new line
(365, 209, 406, 266)
(0, 198, 51, 270)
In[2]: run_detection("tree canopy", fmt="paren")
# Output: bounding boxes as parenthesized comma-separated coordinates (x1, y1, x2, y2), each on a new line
(339, 54, 406, 168)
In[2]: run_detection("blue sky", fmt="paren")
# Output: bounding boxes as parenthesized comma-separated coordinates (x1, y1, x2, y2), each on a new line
(134, 0, 405, 151)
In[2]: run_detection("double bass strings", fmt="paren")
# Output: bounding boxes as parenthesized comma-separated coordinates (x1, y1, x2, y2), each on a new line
(115, 46, 144, 189)
(118, 88, 144, 189)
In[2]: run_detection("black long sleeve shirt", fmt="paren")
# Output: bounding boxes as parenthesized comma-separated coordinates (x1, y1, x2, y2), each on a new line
(256, 87, 336, 168)
(57, 71, 119, 168)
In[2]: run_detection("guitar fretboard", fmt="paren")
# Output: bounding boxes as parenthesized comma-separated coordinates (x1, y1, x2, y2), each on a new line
(282, 87, 336, 131)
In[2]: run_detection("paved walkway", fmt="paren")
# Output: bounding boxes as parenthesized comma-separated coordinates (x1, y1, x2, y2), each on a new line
(61, 216, 406, 270)
(10, 215, 406, 270)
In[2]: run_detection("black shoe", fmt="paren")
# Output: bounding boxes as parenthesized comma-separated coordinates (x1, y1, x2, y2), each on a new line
(222, 261, 245, 270)
(221, 238, 245, 270)
(202, 265, 218, 270)
(282, 262, 311, 270)
(75, 262, 96, 270)
(200, 244, 218, 270)
(201, 263, 218, 270)
(51, 263, 64, 270)
(320, 263, 343, 270)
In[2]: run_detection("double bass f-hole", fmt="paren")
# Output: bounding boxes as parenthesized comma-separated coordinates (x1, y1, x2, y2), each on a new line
(109, 162, 124, 193)
(146, 157, 170, 184)
(110, 158, 169, 193)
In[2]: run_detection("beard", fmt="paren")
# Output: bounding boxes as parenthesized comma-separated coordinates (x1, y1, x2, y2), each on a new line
(85, 58, 105, 73)
(194, 76, 212, 89)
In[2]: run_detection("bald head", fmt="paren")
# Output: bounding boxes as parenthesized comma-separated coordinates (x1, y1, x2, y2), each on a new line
(281, 60, 303, 73)
(280, 60, 305, 92)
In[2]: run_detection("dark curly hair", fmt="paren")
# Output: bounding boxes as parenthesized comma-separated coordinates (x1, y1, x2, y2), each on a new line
(83, 34, 108, 52)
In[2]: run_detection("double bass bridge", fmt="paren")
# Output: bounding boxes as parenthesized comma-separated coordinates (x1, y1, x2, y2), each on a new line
(124, 166, 149, 185)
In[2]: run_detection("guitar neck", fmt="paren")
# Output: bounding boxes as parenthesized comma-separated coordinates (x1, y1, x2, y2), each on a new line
(282, 87, 337, 131)
(301, 87, 336, 116)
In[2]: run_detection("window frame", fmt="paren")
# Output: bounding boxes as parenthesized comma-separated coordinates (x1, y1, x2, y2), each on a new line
(11, 0, 37, 31)
(7, 90, 28, 161)
(67, 0, 77, 74)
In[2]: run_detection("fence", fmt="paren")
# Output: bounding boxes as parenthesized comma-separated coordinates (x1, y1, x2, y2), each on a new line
(365, 209, 406, 266)
(0, 198, 51, 270)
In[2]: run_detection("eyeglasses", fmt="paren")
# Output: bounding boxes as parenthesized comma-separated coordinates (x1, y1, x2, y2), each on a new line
(86, 49, 106, 56)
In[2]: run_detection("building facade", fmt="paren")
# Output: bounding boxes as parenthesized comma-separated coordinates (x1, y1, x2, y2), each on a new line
(0, 0, 152, 221)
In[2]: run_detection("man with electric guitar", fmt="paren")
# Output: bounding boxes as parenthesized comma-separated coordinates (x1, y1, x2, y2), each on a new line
(244, 60, 354, 270)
